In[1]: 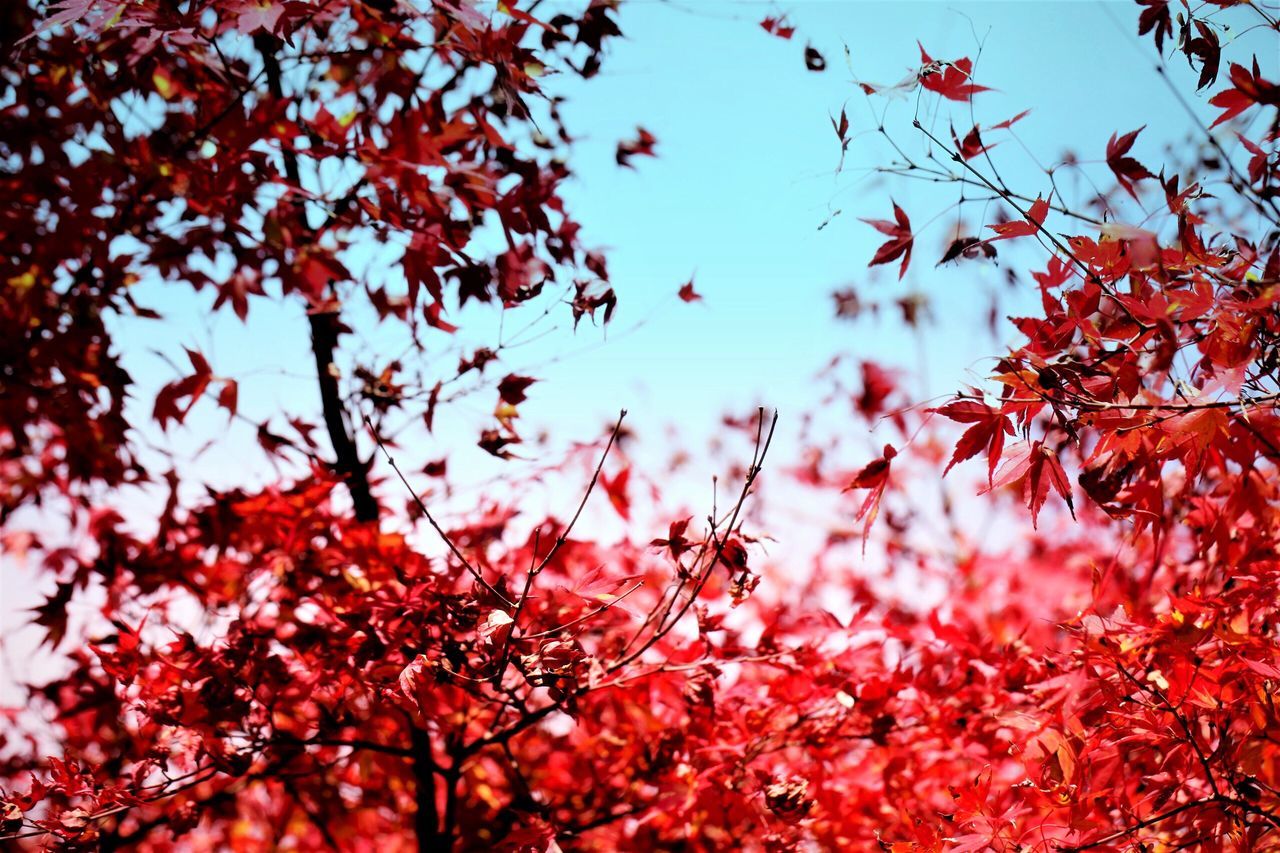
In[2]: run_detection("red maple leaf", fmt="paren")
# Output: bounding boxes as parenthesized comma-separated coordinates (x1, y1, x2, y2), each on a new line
(990, 109, 1032, 130)
(759, 16, 795, 40)
(235, 0, 286, 36)
(931, 397, 1013, 482)
(154, 348, 215, 430)
(650, 517, 693, 559)
(1209, 59, 1280, 128)
(861, 201, 914, 279)
(982, 441, 1074, 528)
(844, 444, 897, 549)
(1136, 0, 1173, 53)
(497, 374, 537, 405)
(616, 127, 657, 168)
(1105, 127, 1154, 200)
(938, 236, 997, 266)
(988, 195, 1049, 241)
(951, 124, 993, 161)
(917, 43, 990, 102)
(600, 466, 631, 520)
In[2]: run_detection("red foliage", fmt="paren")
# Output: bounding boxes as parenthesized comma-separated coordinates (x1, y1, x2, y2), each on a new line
(2, 2, 1279, 852)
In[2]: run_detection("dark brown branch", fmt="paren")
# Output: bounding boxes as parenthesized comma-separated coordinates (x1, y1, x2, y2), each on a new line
(410, 728, 443, 850)
(257, 35, 436, 853)
(1116, 664, 1220, 798)
(1055, 798, 1218, 852)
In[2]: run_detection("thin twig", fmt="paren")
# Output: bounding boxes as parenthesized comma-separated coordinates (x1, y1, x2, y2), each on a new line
(912, 119, 1149, 329)
(530, 410, 628, 576)
(490, 412, 628, 683)
(362, 413, 513, 606)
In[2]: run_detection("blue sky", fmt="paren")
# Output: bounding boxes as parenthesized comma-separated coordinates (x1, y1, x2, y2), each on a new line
(508, 0, 1270, 454)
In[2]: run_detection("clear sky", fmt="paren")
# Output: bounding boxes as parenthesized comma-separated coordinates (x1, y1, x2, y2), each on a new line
(462, 0, 1271, 466)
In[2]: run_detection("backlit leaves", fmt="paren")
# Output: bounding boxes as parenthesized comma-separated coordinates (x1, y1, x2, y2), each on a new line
(7, 3, 1280, 852)
(982, 440, 1074, 527)
(932, 398, 1012, 481)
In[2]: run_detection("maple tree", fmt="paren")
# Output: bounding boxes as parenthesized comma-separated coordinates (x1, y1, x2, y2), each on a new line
(2, 1, 1280, 851)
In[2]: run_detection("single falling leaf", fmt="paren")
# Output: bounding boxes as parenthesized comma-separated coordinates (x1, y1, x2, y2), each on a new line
(861, 201, 914, 279)
(497, 374, 537, 405)
(600, 466, 630, 520)
(678, 279, 702, 303)
(616, 127, 657, 168)
(844, 444, 897, 550)
(804, 44, 826, 72)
